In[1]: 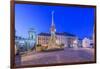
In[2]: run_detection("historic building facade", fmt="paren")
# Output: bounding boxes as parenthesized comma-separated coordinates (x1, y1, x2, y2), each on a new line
(82, 37, 94, 48)
(37, 32, 77, 48)
(15, 28, 36, 53)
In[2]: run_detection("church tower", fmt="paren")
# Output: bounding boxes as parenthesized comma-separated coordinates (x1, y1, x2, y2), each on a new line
(28, 28, 36, 50)
(28, 28, 36, 40)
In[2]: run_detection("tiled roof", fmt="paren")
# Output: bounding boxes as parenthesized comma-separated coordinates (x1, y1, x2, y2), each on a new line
(38, 32, 76, 36)
(15, 36, 26, 40)
(38, 33, 51, 36)
(56, 32, 76, 36)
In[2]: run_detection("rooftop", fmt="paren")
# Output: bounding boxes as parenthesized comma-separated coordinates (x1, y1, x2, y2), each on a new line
(38, 32, 76, 36)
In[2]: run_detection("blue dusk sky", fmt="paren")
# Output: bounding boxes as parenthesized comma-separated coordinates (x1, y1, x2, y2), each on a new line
(15, 4, 95, 39)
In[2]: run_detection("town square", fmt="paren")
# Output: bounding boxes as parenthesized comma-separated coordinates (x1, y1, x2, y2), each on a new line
(15, 3, 95, 67)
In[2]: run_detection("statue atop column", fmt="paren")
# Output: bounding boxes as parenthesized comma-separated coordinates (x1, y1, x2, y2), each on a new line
(47, 11, 59, 50)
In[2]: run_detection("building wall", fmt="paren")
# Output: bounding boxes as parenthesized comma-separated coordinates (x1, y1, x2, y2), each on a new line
(37, 36, 50, 46)
(82, 38, 90, 48)
(37, 35, 76, 47)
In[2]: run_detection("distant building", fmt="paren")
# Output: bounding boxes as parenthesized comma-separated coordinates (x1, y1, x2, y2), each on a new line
(82, 37, 90, 48)
(78, 39, 82, 48)
(89, 37, 94, 48)
(72, 39, 78, 48)
(93, 25, 95, 48)
(37, 32, 77, 48)
(15, 28, 36, 53)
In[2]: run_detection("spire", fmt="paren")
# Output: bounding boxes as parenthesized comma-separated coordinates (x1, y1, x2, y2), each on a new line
(50, 11, 56, 32)
(52, 11, 54, 26)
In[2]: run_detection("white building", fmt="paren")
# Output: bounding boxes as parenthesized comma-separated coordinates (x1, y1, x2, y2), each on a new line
(82, 37, 90, 48)
(72, 39, 78, 48)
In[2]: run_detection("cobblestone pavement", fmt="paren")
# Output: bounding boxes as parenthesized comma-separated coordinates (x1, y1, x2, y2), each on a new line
(16, 48, 95, 66)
